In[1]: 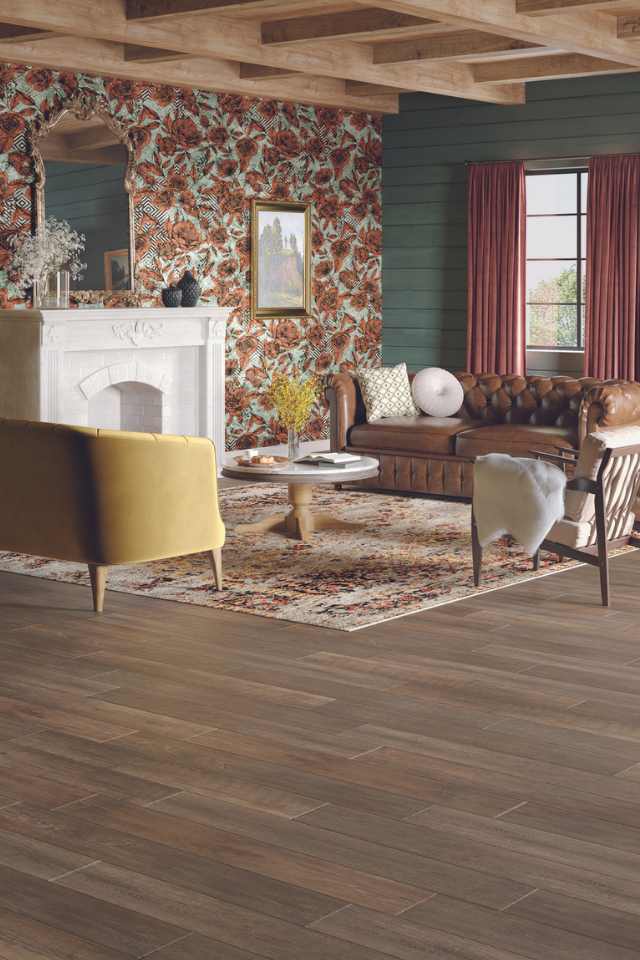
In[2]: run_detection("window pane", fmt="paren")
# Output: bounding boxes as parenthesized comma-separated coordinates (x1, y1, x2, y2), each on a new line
(581, 215, 586, 257)
(527, 304, 578, 348)
(528, 215, 577, 259)
(526, 173, 577, 215)
(581, 172, 588, 213)
(527, 260, 578, 303)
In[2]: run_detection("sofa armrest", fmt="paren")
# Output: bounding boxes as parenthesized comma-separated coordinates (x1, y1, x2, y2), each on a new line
(580, 381, 640, 442)
(326, 373, 363, 451)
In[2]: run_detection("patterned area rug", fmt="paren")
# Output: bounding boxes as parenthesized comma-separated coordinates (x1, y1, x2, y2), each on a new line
(0, 483, 622, 631)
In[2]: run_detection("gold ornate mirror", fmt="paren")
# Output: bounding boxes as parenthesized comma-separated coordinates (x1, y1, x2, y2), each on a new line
(30, 100, 136, 296)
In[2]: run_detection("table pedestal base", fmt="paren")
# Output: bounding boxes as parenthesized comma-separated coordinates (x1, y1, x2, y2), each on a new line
(235, 482, 363, 542)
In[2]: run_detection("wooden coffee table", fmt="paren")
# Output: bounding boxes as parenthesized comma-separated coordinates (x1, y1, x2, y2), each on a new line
(222, 455, 380, 542)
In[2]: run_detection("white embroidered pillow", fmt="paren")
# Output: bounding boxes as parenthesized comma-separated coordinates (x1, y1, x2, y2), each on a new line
(358, 363, 418, 422)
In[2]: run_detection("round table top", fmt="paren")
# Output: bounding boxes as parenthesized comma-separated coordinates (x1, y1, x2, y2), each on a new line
(222, 454, 380, 485)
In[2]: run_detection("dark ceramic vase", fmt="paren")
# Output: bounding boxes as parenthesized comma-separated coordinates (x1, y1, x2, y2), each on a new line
(161, 286, 183, 308)
(178, 270, 201, 307)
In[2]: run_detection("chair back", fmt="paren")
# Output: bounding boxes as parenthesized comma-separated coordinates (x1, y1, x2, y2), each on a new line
(565, 425, 640, 545)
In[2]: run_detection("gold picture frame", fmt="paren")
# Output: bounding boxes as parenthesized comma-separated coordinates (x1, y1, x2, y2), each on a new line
(251, 199, 311, 319)
(104, 249, 131, 291)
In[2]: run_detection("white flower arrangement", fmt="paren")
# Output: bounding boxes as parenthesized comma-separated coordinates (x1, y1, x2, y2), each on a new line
(11, 218, 87, 294)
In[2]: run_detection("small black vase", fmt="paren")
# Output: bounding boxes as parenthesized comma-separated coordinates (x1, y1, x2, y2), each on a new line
(178, 270, 201, 307)
(161, 286, 183, 308)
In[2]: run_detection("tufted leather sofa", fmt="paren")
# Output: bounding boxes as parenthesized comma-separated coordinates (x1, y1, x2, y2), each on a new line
(326, 372, 640, 499)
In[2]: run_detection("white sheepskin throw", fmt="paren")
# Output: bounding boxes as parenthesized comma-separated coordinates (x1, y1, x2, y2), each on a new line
(473, 453, 567, 556)
(412, 367, 464, 418)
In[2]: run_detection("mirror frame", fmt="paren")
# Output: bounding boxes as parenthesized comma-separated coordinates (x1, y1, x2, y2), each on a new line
(28, 94, 136, 295)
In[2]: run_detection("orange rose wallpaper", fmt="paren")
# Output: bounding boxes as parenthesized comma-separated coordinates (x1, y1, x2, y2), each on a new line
(0, 64, 382, 448)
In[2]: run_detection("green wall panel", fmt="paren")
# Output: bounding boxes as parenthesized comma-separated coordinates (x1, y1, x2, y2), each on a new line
(382, 73, 640, 372)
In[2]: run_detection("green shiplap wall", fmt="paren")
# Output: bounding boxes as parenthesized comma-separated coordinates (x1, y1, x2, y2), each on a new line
(382, 73, 640, 372)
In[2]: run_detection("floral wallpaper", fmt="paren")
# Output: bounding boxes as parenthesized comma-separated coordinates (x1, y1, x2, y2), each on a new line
(0, 63, 382, 448)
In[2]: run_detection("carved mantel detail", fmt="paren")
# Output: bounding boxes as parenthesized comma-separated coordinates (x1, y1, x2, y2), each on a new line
(112, 321, 164, 346)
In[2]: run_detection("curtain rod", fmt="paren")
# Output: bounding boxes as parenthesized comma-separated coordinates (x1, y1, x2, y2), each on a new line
(464, 156, 588, 166)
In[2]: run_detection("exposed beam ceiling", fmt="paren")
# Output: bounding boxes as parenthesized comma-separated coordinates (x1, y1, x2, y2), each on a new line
(372, 30, 540, 63)
(0, 34, 400, 112)
(0, 23, 50, 40)
(474, 51, 640, 82)
(359, 0, 640, 64)
(123, 43, 186, 60)
(619, 16, 640, 37)
(1, 0, 640, 112)
(261, 9, 440, 45)
(125, 1, 331, 20)
(516, 0, 625, 12)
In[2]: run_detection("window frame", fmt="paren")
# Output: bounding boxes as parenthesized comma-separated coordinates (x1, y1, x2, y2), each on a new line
(525, 167, 587, 352)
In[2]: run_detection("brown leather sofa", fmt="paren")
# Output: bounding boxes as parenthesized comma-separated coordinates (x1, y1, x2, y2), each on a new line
(326, 372, 640, 499)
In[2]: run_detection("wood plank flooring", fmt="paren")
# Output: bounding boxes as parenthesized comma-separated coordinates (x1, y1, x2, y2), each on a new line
(0, 547, 640, 959)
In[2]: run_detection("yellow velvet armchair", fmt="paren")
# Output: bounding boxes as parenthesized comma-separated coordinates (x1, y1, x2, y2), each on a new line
(0, 420, 225, 612)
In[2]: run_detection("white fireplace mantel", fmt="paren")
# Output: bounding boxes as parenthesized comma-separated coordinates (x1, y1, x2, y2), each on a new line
(0, 306, 228, 458)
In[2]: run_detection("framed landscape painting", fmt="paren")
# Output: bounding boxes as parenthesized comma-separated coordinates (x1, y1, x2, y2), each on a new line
(251, 199, 311, 319)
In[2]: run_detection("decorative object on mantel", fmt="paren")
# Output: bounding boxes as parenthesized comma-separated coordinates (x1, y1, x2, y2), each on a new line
(70, 291, 105, 308)
(161, 285, 183, 308)
(267, 372, 319, 461)
(103, 292, 147, 309)
(11, 217, 86, 309)
(177, 270, 202, 308)
(1, 485, 633, 631)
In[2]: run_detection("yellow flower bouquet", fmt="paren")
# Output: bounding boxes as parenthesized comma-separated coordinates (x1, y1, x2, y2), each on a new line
(268, 372, 320, 460)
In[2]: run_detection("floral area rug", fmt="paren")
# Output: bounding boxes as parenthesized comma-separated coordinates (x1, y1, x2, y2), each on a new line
(0, 483, 622, 631)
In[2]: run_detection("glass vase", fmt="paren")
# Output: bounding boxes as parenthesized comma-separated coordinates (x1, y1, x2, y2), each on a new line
(288, 427, 301, 462)
(33, 270, 70, 309)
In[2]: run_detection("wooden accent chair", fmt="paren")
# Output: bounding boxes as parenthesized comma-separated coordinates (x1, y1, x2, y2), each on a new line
(472, 426, 640, 606)
(0, 419, 225, 612)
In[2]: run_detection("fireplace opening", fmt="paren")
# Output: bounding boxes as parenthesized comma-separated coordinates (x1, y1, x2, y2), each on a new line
(87, 380, 163, 434)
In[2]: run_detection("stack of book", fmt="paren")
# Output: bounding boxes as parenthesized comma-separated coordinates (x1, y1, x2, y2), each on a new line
(294, 452, 362, 469)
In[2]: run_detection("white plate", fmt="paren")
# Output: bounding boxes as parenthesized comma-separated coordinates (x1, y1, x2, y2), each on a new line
(229, 461, 292, 474)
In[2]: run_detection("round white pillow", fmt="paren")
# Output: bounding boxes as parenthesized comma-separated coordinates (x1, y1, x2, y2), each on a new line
(412, 367, 464, 418)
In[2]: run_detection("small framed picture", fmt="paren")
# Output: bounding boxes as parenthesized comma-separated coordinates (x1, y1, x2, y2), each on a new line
(104, 249, 131, 291)
(251, 199, 311, 319)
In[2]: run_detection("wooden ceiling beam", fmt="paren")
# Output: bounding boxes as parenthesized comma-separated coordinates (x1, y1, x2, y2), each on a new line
(66, 126, 122, 150)
(474, 51, 640, 82)
(261, 9, 440, 45)
(238, 62, 298, 78)
(0, 34, 401, 112)
(618, 17, 640, 39)
(357, 0, 640, 65)
(40, 133, 126, 165)
(516, 0, 624, 13)
(125, 0, 324, 19)
(0, 23, 51, 40)
(124, 43, 187, 60)
(0, 1, 527, 104)
(372, 29, 539, 63)
(346, 79, 411, 95)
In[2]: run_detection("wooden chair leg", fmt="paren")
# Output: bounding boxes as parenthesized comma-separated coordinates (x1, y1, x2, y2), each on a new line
(471, 510, 482, 587)
(210, 548, 223, 591)
(88, 564, 107, 613)
(533, 550, 540, 572)
(594, 484, 610, 607)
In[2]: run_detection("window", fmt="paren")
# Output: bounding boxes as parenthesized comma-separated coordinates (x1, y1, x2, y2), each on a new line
(526, 169, 587, 350)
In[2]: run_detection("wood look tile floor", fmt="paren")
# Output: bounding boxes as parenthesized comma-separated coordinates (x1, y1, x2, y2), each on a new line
(0, 549, 640, 959)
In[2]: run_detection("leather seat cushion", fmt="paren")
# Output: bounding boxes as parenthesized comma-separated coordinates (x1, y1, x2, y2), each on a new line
(348, 416, 479, 456)
(455, 424, 578, 459)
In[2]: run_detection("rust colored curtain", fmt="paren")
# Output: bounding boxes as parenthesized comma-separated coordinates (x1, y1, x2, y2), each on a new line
(466, 161, 526, 375)
(585, 154, 640, 380)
